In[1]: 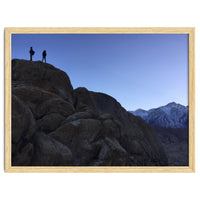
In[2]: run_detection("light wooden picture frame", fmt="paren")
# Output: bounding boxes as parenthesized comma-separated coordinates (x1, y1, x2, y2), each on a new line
(5, 27, 195, 172)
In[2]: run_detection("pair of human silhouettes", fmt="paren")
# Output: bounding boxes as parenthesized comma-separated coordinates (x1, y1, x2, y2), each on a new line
(29, 47, 47, 63)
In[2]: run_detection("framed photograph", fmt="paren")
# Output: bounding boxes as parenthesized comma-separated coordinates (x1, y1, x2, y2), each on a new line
(5, 27, 195, 172)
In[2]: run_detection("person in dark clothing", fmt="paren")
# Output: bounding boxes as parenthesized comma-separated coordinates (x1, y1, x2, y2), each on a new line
(29, 47, 35, 61)
(42, 50, 47, 63)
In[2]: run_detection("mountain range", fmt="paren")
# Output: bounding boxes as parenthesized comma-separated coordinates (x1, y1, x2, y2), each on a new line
(130, 102, 188, 128)
(130, 102, 189, 166)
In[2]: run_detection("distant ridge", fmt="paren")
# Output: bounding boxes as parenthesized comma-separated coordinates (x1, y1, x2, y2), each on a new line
(130, 102, 188, 128)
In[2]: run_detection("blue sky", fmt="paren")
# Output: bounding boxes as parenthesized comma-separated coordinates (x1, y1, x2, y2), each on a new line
(11, 33, 188, 110)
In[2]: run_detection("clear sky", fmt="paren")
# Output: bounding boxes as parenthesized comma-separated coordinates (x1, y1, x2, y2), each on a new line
(11, 33, 188, 110)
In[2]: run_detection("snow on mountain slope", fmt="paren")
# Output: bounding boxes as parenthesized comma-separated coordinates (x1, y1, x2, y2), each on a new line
(130, 102, 188, 128)
(129, 109, 148, 118)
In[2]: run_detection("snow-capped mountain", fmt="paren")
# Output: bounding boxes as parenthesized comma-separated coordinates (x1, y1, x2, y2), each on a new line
(130, 102, 188, 128)
(131, 109, 149, 118)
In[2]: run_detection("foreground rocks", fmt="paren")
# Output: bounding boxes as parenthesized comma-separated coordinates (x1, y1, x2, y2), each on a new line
(12, 59, 168, 166)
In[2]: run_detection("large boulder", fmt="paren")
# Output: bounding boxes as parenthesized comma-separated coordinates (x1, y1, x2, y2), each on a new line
(31, 132, 72, 166)
(89, 91, 168, 165)
(12, 86, 75, 120)
(73, 87, 97, 112)
(50, 119, 102, 165)
(12, 59, 74, 102)
(12, 95, 36, 166)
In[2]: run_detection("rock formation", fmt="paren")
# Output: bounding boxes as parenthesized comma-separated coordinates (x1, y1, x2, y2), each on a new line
(12, 59, 168, 166)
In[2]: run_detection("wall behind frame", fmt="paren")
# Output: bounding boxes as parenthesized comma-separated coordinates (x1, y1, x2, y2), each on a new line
(0, 0, 199, 200)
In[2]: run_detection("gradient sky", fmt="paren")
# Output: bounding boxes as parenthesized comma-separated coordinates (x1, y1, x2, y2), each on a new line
(11, 33, 188, 110)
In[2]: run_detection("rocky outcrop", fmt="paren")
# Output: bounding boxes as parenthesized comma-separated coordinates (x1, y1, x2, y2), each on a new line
(12, 95, 35, 166)
(12, 59, 73, 102)
(12, 59, 168, 166)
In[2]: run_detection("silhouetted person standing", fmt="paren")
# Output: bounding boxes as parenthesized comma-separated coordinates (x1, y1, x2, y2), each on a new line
(29, 47, 35, 61)
(42, 50, 47, 63)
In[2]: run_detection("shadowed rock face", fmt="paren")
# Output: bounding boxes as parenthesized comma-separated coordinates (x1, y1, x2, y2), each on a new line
(12, 59, 168, 166)
(12, 59, 73, 103)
